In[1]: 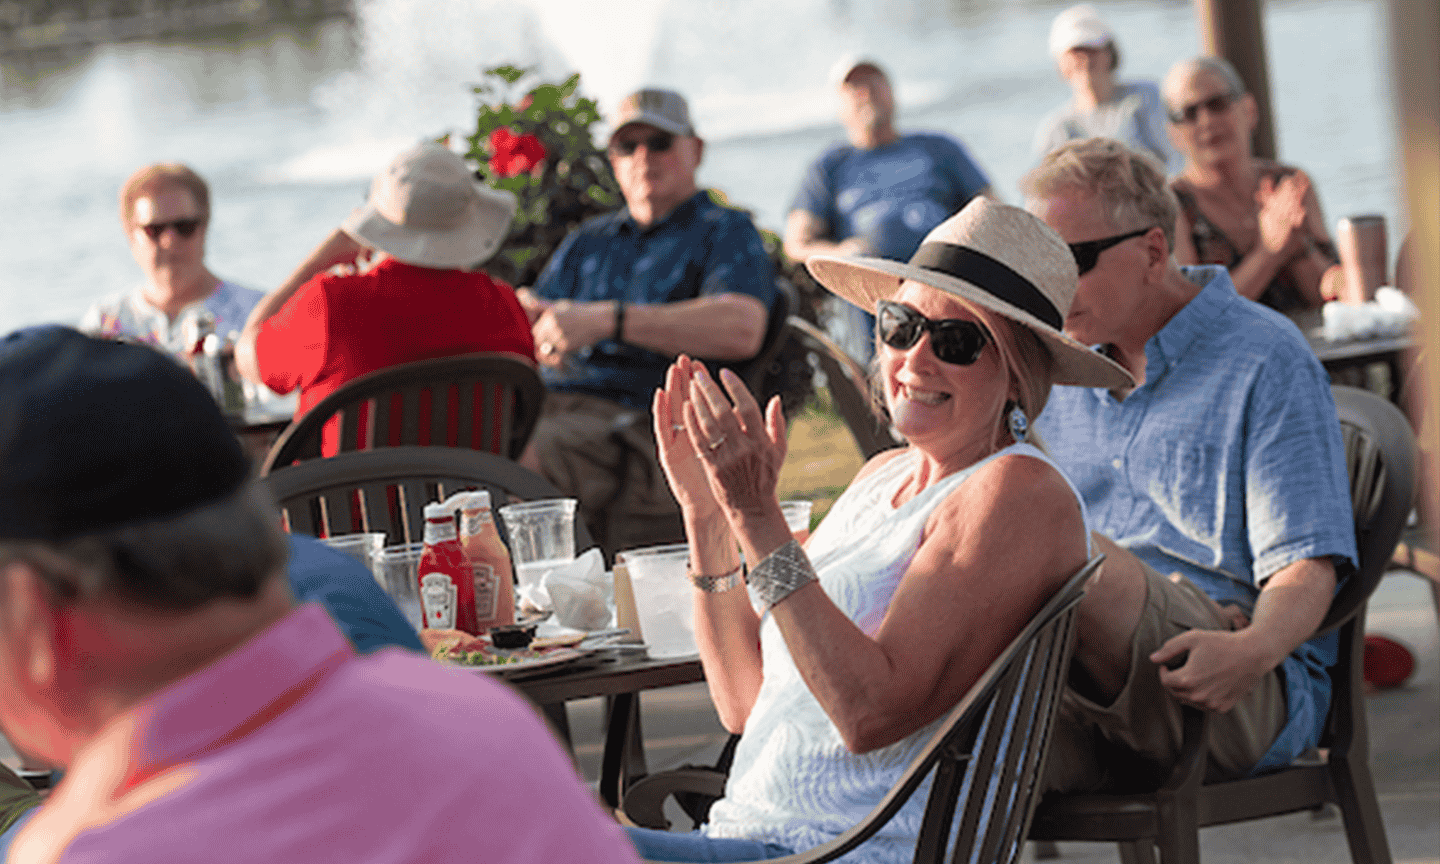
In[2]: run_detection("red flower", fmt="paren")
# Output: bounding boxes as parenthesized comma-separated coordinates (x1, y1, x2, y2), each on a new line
(489, 127, 547, 177)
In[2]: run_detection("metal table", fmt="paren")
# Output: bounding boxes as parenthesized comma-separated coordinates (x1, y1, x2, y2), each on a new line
(1305, 330, 1415, 404)
(505, 652, 706, 807)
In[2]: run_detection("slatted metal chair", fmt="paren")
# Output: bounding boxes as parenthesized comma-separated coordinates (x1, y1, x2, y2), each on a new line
(621, 556, 1103, 864)
(1027, 384, 1417, 864)
(259, 353, 543, 475)
(260, 445, 593, 550)
(785, 315, 902, 460)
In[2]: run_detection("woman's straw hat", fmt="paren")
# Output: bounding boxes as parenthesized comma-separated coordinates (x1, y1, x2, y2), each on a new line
(806, 197, 1133, 390)
(342, 143, 517, 270)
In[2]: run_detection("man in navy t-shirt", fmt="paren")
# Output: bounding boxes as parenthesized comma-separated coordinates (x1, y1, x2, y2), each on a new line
(518, 89, 776, 558)
(784, 58, 992, 363)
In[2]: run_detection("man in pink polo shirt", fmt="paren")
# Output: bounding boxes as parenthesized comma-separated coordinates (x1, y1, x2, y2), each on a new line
(0, 327, 640, 864)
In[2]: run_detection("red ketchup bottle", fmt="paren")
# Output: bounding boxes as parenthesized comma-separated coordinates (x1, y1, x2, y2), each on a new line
(417, 501, 477, 634)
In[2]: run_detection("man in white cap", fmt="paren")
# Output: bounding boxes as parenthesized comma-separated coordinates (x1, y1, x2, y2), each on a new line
(784, 57, 992, 363)
(235, 143, 534, 450)
(1032, 3, 1178, 171)
(82, 163, 263, 355)
(516, 88, 776, 559)
(1021, 139, 1355, 792)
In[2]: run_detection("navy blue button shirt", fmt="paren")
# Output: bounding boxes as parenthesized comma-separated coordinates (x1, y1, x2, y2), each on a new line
(533, 191, 776, 409)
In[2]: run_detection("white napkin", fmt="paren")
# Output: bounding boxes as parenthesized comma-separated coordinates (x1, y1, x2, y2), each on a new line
(516, 548, 610, 630)
(1321, 288, 1418, 341)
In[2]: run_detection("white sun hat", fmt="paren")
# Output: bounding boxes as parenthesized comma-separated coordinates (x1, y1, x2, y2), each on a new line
(341, 143, 517, 270)
(806, 197, 1134, 390)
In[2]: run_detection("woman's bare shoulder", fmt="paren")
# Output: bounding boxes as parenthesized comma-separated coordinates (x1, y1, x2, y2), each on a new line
(927, 451, 1084, 549)
(851, 445, 912, 483)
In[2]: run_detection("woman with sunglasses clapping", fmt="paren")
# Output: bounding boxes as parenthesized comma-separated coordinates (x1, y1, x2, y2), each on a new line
(1163, 56, 1342, 315)
(624, 198, 1132, 863)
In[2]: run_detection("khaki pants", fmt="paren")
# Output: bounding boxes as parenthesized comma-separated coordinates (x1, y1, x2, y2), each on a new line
(531, 392, 685, 562)
(1044, 561, 1288, 793)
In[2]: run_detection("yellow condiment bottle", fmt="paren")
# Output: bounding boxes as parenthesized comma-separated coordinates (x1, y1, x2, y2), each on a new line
(457, 491, 515, 630)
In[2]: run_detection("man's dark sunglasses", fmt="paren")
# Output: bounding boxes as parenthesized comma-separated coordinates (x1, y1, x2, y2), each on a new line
(1168, 91, 1236, 125)
(1068, 227, 1152, 275)
(138, 218, 202, 241)
(609, 132, 676, 156)
(876, 300, 990, 366)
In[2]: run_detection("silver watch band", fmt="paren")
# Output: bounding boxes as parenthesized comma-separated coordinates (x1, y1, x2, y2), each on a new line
(690, 566, 744, 593)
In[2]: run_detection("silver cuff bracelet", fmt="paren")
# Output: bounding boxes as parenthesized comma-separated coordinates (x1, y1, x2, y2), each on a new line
(690, 566, 744, 593)
(746, 539, 817, 610)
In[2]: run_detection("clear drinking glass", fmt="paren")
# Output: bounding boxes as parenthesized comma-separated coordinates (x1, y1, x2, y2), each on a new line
(621, 543, 696, 659)
(498, 498, 578, 593)
(380, 542, 426, 632)
(780, 500, 814, 543)
(320, 532, 386, 585)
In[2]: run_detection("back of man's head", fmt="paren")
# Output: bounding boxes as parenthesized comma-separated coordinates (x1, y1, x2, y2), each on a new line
(0, 327, 285, 609)
(1020, 138, 1178, 251)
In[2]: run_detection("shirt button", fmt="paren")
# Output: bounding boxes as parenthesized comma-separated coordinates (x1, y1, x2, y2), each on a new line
(1112, 459, 1123, 470)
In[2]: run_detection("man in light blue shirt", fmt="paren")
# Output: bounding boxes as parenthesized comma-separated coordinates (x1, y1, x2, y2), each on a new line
(1022, 139, 1355, 791)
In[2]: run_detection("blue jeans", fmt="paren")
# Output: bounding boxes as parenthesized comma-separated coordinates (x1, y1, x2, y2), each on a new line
(624, 826, 794, 862)
(830, 300, 877, 367)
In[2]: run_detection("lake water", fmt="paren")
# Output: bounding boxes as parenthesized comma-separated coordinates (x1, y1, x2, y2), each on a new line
(0, 0, 1405, 331)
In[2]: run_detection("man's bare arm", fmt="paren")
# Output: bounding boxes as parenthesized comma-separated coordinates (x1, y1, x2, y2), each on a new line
(782, 210, 866, 263)
(1151, 556, 1337, 712)
(530, 293, 767, 368)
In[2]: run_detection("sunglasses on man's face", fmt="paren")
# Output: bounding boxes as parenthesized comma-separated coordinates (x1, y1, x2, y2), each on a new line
(1168, 91, 1236, 125)
(138, 218, 202, 242)
(876, 300, 991, 366)
(609, 132, 676, 157)
(1068, 227, 1152, 276)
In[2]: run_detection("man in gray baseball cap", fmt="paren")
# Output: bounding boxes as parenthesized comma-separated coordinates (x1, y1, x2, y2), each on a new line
(517, 88, 777, 558)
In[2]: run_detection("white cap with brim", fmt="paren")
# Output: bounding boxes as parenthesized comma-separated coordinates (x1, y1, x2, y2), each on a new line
(828, 54, 886, 88)
(1049, 3, 1115, 58)
(806, 198, 1134, 391)
(341, 143, 517, 270)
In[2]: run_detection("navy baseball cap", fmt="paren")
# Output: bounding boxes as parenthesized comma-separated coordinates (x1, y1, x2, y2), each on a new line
(0, 326, 249, 542)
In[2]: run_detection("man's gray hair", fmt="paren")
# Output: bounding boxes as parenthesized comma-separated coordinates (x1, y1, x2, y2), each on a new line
(1020, 137, 1179, 252)
(0, 482, 289, 610)
(1163, 55, 1247, 106)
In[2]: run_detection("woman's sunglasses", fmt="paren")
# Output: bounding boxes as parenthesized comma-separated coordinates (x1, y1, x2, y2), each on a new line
(1068, 227, 1152, 275)
(609, 132, 676, 156)
(876, 300, 990, 366)
(138, 218, 202, 241)
(1168, 91, 1236, 125)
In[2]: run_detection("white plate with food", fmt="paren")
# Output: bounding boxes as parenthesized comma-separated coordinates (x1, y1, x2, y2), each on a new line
(424, 629, 598, 679)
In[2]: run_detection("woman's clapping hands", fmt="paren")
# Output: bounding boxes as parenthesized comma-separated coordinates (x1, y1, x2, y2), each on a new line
(652, 355, 787, 524)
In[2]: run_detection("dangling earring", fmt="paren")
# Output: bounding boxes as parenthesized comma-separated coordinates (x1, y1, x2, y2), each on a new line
(1007, 404, 1028, 444)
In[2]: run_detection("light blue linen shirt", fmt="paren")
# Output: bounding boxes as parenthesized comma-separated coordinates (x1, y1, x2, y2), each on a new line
(1036, 265, 1357, 773)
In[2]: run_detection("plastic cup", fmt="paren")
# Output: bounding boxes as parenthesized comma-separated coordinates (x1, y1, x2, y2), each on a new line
(380, 543, 425, 632)
(780, 500, 813, 542)
(622, 543, 696, 658)
(498, 498, 578, 593)
(320, 532, 386, 585)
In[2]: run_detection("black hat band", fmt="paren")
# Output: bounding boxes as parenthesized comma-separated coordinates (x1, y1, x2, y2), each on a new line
(908, 242, 1063, 330)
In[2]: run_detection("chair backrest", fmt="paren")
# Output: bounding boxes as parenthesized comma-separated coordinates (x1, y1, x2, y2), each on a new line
(785, 315, 903, 460)
(1321, 384, 1418, 635)
(259, 353, 544, 475)
(733, 277, 798, 398)
(793, 557, 1101, 864)
(260, 445, 594, 550)
(1316, 386, 1416, 757)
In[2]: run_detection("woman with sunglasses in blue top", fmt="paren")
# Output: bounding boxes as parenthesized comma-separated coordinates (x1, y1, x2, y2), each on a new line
(622, 198, 1133, 863)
